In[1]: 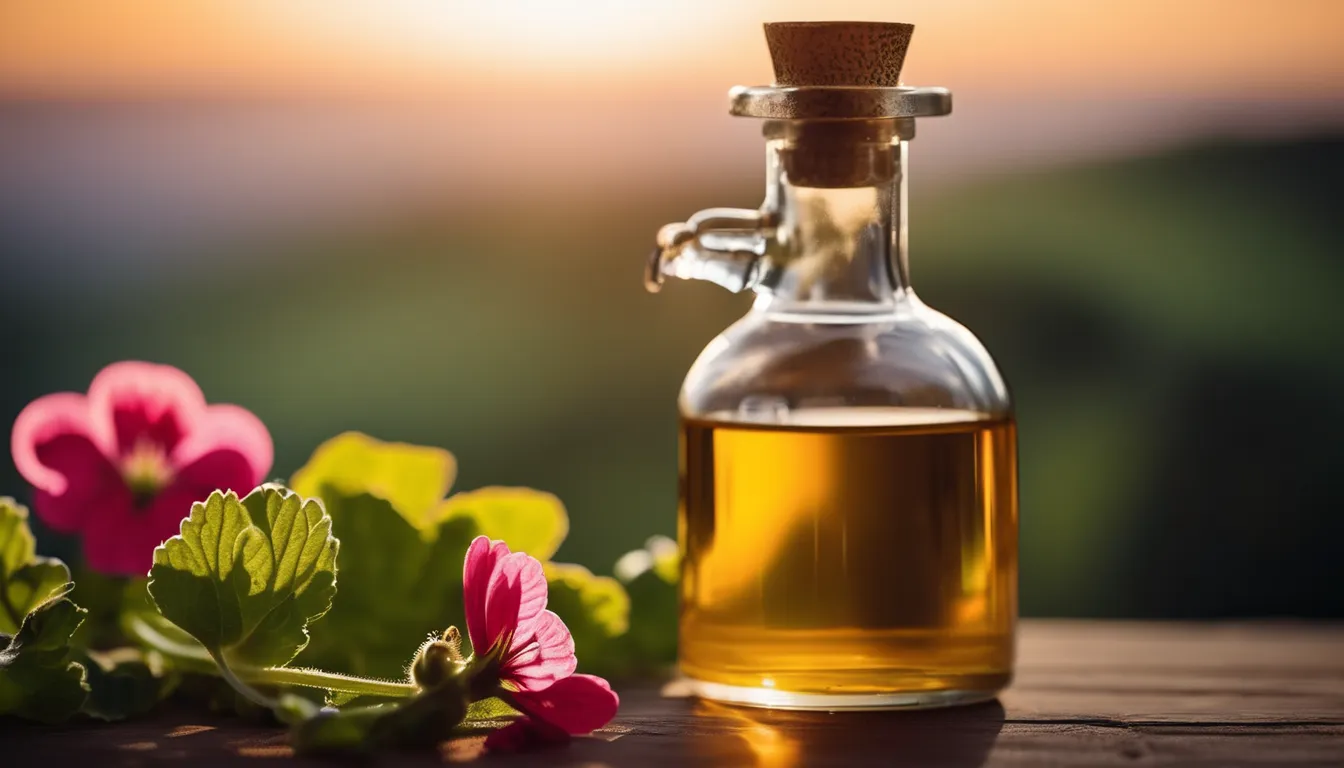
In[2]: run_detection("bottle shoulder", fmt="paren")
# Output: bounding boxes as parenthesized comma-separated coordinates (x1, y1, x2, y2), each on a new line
(680, 301, 1012, 420)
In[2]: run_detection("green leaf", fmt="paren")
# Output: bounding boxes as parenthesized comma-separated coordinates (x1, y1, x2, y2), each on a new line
(291, 432, 457, 531)
(439, 487, 569, 560)
(294, 489, 472, 678)
(0, 587, 89, 723)
(282, 678, 468, 754)
(544, 562, 629, 675)
(280, 695, 385, 754)
(147, 486, 338, 668)
(614, 534, 680, 585)
(0, 498, 71, 634)
(465, 696, 519, 721)
(0, 508, 96, 722)
(323, 690, 404, 708)
(621, 568, 679, 671)
(615, 536, 680, 671)
(79, 647, 176, 721)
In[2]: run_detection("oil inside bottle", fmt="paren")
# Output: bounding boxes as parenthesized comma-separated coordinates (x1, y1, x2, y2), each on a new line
(678, 408, 1017, 705)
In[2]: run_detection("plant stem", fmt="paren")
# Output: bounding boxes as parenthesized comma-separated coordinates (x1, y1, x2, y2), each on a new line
(123, 615, 215, 667)
(125, 614, 419, 701)
(237, 666, 418, 699)
(216, 654, 279, 710)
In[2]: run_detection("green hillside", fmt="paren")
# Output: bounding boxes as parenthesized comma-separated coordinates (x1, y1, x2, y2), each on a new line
(2, 137, 1341, 617)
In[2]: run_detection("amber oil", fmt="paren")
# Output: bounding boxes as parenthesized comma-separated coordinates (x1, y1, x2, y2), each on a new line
(678, 408, 1017, 708)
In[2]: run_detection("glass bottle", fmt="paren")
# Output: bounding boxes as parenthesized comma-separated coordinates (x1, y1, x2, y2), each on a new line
(646, 22, 1017, 709)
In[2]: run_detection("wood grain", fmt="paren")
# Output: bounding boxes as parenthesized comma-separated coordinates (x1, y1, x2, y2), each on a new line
(5, 621, 1342, 766)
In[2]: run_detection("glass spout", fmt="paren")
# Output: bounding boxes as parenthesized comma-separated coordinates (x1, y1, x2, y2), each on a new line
(647, 118, 915, 316)
(645, 207, 774, 294)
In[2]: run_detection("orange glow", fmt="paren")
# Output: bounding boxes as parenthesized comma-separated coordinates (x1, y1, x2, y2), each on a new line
(696, 702, 801, 768)
(1, 0, 1341, 98)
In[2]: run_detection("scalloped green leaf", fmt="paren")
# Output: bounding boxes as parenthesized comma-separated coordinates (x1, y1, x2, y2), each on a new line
(0, 498, 71, 635)
(439, 487, 569, 561)
(0, 587, 89, 723)
(147, 486, 338, 668)
(291, 432, 457, 531)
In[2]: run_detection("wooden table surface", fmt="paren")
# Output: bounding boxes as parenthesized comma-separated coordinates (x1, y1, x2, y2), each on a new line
(7, 621, 1343, 766)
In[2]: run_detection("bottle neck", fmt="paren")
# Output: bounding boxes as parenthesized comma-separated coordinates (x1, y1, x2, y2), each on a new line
(752, 120, 911, 315)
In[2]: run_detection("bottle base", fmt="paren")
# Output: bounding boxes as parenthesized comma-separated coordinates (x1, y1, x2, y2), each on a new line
(682, 676, 1002, 711)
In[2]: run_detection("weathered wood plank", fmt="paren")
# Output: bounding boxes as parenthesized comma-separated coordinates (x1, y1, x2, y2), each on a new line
(1019, 621, 1344, 672)
(4, 621, 1343, 766)
(1005, 621, 1344, 727)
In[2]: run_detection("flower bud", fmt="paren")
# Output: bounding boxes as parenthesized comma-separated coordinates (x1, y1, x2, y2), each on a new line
(443, 626, 462, 653)
(411, 626, 466, 689)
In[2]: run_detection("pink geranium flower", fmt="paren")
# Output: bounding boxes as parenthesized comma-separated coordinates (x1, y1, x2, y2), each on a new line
(10, 361, 272, 576)
(462, 536, 619, 749)
(463, 537, 576, 691)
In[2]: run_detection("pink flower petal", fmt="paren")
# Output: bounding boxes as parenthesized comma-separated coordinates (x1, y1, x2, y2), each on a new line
(75, 491, 152, 575)
(464, 536, 512, 655)
(509, 674, 620, 736)
(494, 552, 548, 639)
(11, 392, 121, 532)
(146, 485, 207, 534)
(80, 483, 204, 576)
(171, 449, 261, 501)
(11, 392, 113, 495)
(87, 361, 207, 456)
(503, 610, 577, 692)
(483, 717, 569, 752)
(463, 539, 552, 661)
(171, 404, 273, 486)
(30, 438, 126, 534)
(482, 563, 523, 655)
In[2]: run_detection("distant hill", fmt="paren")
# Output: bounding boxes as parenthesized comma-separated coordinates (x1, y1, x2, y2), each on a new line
(921, 137, 1344, 617)
(2, 136, 1341, 618)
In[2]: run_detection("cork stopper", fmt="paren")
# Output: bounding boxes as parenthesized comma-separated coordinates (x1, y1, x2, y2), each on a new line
(764, 22, 914, 88)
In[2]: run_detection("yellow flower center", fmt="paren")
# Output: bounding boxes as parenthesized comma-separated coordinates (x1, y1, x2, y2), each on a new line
(121, 440, 174, 507)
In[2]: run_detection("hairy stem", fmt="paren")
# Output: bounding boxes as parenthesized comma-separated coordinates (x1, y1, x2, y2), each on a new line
(126, 614, 418, 701)
(239, 666, 417, 699)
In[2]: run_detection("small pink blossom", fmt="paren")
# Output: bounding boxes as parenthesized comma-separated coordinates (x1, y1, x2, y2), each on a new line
(462, 536, 619, 748)
(10, 361, 272, 575)
(463, 536, 576, 691)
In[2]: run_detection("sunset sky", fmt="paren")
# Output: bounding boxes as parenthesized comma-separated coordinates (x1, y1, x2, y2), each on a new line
(3, 1, 1342, 245)
(3, 0, 1342, 98)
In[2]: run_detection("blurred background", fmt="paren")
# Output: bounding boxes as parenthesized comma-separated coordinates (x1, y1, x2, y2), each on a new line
(2, 1, 1342, 618)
